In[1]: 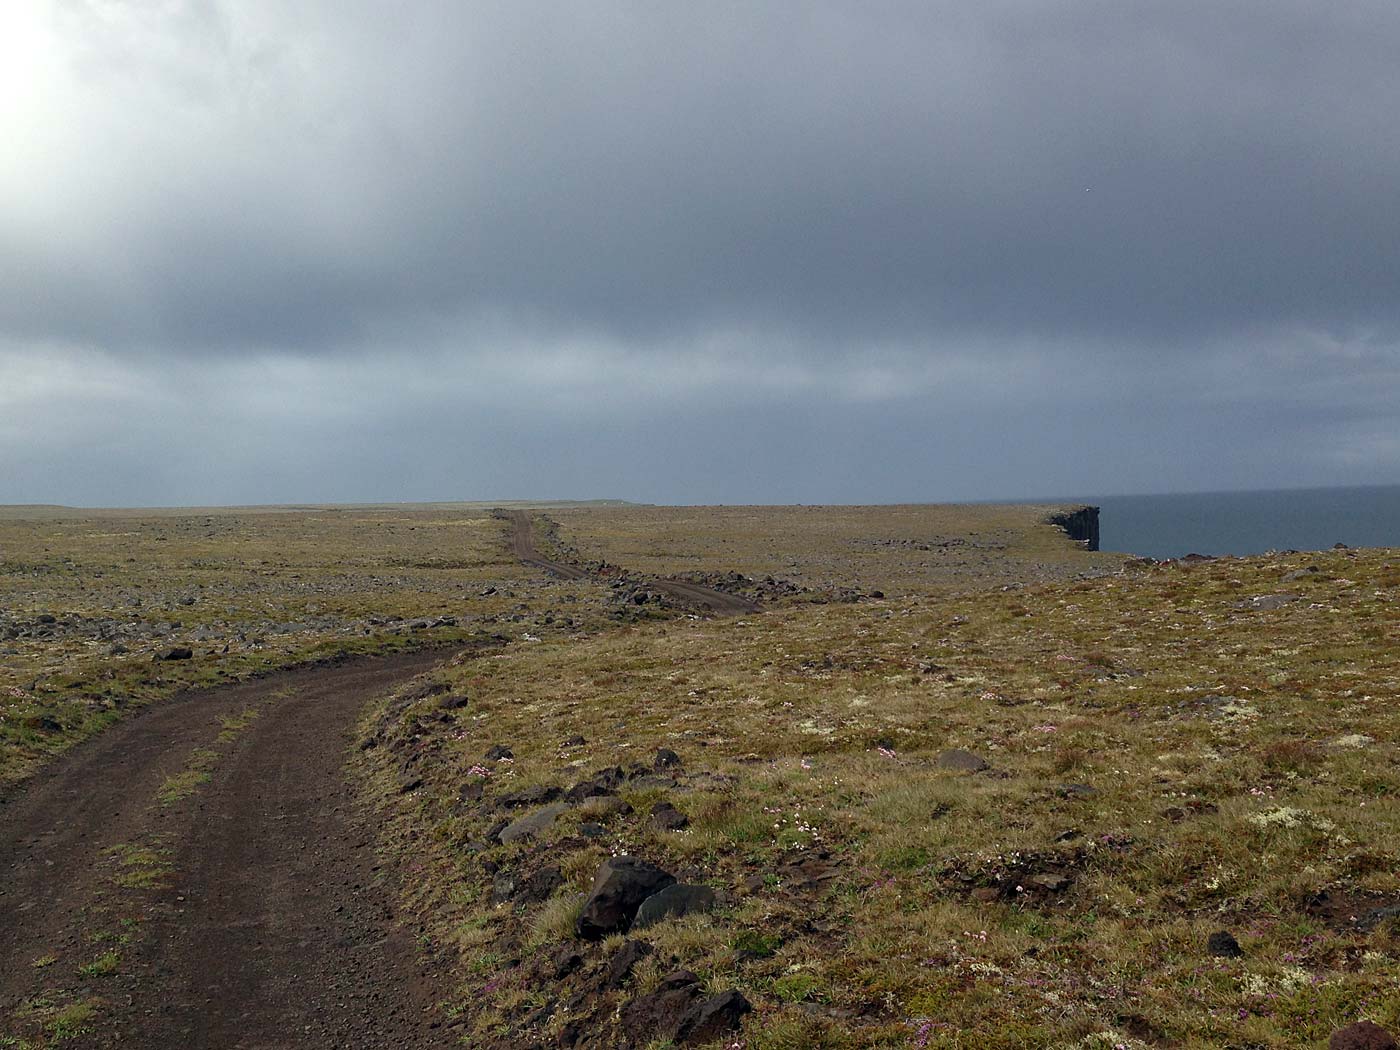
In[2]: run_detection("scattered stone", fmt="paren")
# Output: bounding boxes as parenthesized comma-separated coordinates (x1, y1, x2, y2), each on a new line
(576, 856, 677, 939)
(1207, 930, 1243, 958)
(580, 796, 633, 820)
(1238, 593, 1301, 611)
(1055, 783, 1097, 799)
(602, 939, 654, 989)
(437, 694, 469, 710)
(567, 765, 625, 801)
(653, 747, 682, 770)
(936, 749, 989, 772)
(1330, 1022, 1397, 1050)
(499, 802, 571, 844)
(633, 884, 717, 928)
(650, 802, 690, 831)
(484, 744, 513, 761)
(483, 818, 510, 844)
(158, 647, 193, 661)
(401, 680, 450, 701)
(498, 785, 563, 809)
(1028, 873, 1072, 893)
(27, 714, 62, 734)
(561, 734, 586, 747)
(551, 944, 584, 980)
(578, 821, 607, 838)
(971, 886, 1000, 902)
(676, 990, 752, 1044)
(621, 970, 704, 1044)
(397, 774, 424, 794)
(1282, 566, 1320, 582)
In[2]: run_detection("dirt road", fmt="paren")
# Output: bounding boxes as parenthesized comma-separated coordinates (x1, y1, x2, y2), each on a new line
(501, 510, 759, 614)
(0, 649, 457, 1049)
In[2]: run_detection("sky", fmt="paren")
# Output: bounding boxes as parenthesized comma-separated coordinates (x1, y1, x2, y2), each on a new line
(2, 1, 1398, 507)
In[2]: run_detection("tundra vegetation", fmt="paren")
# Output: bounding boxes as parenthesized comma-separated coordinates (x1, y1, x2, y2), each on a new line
(3, 501, 1397, 1048)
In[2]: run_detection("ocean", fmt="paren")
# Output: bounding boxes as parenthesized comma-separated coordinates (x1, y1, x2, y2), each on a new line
(1061, 484, 1400, 561)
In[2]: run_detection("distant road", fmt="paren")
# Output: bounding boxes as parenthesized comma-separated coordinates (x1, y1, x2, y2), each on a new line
(502, 510, 759, 615)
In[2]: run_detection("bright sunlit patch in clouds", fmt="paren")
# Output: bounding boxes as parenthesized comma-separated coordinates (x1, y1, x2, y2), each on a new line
(0, 3, 59, 134)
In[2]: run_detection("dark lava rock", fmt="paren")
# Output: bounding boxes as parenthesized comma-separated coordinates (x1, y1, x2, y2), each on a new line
(483, 818, 510, 844)
(438, 693, 469, 710)
(552, 944, 584, 980)
(27, 714, 62, 734)
(397, 774, 424, 794)
(1330, 1022, 1398, 1050)
(621, 971, 751, 1046)
(484, 744, 513, 760)
(459, 780, 485, 803)
(158, 647, 193, 661)
(498, 785, 563, 809)
(1028, 873, 1072, 893)
(566, 765, 626, 801)
(561, 734, 586, 747)
(633, 884, 717, 929)
(578, 821, 607, 838)
(499, 802, 570, 844)
(620, 971, 703, 1043)
(576, 856, 676, 940)
(1238, 593, 1301, 611)
(653, 747, 682, 770)
(650, 802, 690, 831)
(936, 749, 989, 772)
(402, 680, 450, 701)
(603, 939, 654, 989)
(1055, 783, 1098, 799)
(677, 990, 752, 1044)
(1207, 930, 1243, 958)
(494, 864, 564, 905)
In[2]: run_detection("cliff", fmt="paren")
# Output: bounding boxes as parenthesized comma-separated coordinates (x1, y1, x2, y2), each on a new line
(1046, 505, 1100, 551)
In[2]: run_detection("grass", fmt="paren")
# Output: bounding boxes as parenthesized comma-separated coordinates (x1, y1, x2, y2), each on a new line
(362, 543, 1400, 1048)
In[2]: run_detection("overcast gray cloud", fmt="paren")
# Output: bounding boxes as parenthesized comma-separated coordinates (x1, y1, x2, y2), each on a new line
(2, 1, 1398, 505)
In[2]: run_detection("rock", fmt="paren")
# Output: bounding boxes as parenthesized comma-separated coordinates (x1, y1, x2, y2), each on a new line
(398, 774, 424, 794)
(1207, 930, 1243, 958)
(620, 971, 704, 1044)
(484, 744, 513, 760)
(27, 714, 62, 734)
(1282, 566, 1320, 582)
(633, 884, 717, 928)
(438, 694, 469, 710)
(936, 749, 989, 772)
(499, 802, 571, 844)
(1239, 593, 1301, 611)
(676, 990, 752, 1044)
(498, 785, 562, 809)
(1330, 1022, 1398, 1050)
(1028, 873, 1072, 893)
(483, 818, 510, 844)
(561, 734, 586, 747)
(551, 944, 583, 980)
(971, 886, 1000, 902)
(650, 802, 690, 831)
(581, 796, 633, 820)
(402, 680, 450, 701)
(158, 647, 193, 661)
(1055, 783, 1097, 798)
(566, 765, 625, 801)
(602, 939, 654, 989)
(653, 747, 682, 770)
(576, 857, 676, 940)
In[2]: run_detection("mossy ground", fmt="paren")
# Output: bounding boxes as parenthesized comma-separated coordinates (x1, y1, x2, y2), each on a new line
(364, 545, 1399, 1048)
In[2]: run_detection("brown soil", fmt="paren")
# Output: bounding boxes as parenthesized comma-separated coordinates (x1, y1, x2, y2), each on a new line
(0, 649, 458, 1049)
(502, 509, 759, 614)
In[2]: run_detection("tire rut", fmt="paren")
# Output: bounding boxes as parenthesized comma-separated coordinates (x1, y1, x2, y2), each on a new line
(0, 648, 456, 1049)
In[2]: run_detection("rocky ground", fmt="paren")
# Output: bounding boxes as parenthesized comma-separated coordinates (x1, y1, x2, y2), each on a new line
(2, 503, 1396, 1048)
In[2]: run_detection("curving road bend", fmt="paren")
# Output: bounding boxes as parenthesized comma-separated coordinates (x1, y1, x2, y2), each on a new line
(501, 510, 759, 615)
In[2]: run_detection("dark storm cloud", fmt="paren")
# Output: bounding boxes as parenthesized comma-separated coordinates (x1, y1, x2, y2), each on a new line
(5, 0, 1399, 355)
(3, 1, 1399, 506)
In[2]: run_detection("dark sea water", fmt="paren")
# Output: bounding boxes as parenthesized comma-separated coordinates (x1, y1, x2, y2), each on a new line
(1062, 485, 1400, 560)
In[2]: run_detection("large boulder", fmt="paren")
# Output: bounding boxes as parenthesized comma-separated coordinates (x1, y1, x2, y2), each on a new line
(576, 857, 676, 940)
(936, 749, 989, 772)
(633, 884, 716, 929)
